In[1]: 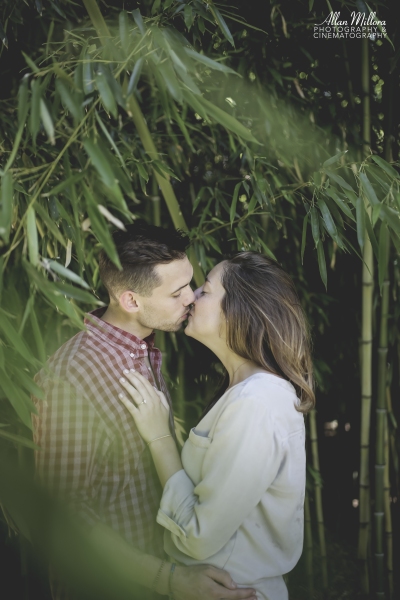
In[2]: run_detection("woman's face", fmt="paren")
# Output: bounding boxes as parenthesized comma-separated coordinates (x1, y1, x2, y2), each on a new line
(184, 261, 227, 344)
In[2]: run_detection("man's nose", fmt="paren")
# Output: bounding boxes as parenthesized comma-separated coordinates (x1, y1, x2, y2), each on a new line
(183, 287, 196, 306)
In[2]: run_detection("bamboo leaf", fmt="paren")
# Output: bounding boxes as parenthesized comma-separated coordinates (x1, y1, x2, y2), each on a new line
(247, 194, 257, 213)
(119, 10, 130, 48)
(371, 155, 399, 180)
(322, 150, 347, 168)
(301, 213, 308, 264)
(53, 281, 102, 305)
(209, 4, 235, 46)
(132, 9, 146, 35)
(29, 306, 47, 363)
(0, 370, 34, 429)
(230, 182, 241, 225)
(18, 75, 30, 126)
(55, 79, 84, 121)
(355, 197, 365, 251)
(33, 202, 67, 247)
(324, 188, 355, 220)
(127, 58, 144, 97)
(316, 241, 327, 289)
(205, 235, 222, 254)
(152, 160, 180, 181)
(22, 51, 40, 73)
(84, 186, 122, 269)
(170, 103, 195, 152)
(185, 91, 259, 144)
(26, 206, 39, 266)
(29, 79, 41, 146)
(192, 187, 206, 214)
(0, 428, 39, 450)
(325, 170, 354, 191)
(82, 56, 94, 95)
(40, 99, 55, 145)
(359, 172, 380, 206)
(97, 205, 126, 230)
(259, 238, 277, 261)
(310, 206, 320, 244)
(0, 172, 13, 243)
(184, 48, 237, 74)
(136, 162, 149, 182)
(95, 69, 118, 118)
(317, 198, 337, 239)
(48, 261, 90, 289)
(380, 205, 400, 235)
(378, 223, 390, 291)
(0, 310, 38, 366)
(83, 138, 125, 207)
(184, 4, 195, 30)
(42, 173, 86, 197)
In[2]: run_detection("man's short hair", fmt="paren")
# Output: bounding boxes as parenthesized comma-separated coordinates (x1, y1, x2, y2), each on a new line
(98, 221, 190, 299)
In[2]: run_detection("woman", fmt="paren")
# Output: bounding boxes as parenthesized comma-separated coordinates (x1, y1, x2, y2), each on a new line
(118, 252, 314, 599)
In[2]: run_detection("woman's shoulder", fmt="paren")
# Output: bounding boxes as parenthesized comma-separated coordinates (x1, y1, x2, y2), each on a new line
(223, 373, 304, 429)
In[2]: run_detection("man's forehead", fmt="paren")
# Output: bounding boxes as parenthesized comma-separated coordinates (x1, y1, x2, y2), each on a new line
(155, 257, 193, 289)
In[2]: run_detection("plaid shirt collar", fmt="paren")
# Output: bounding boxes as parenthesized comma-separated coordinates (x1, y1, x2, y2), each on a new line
(84, 308, 156, 357)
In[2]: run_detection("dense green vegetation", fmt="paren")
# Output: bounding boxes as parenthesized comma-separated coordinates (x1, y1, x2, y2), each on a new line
(0, 1, 399, 598)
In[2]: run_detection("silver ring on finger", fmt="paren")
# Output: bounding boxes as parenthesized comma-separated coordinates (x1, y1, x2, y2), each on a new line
(139, 400, 147, 405)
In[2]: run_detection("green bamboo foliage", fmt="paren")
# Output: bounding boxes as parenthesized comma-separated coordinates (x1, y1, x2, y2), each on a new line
(357, 37, 373, 594)
(309, 409, 328, 589)
(304, 492, 314, 597)
(374, 238, 390, 599)
(383, 410, 393, 599)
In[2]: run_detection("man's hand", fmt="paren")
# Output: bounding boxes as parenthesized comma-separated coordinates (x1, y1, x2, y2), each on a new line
(172, 564, 257, 600)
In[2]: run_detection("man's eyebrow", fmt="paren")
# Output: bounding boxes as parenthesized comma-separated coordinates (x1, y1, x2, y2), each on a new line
(171, 281, 192, 294)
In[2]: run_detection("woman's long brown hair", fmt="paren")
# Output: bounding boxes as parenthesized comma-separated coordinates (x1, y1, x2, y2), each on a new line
(204, 252, 315, 415)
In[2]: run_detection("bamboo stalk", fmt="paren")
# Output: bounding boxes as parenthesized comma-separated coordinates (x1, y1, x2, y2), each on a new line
(383, 408, 393, 599)
(304, 491, 314, 597)
(82, 0, 204, 287)
(309, 409, 328, 589)
(151, 177, 161, 227)
(374, 269, 390, 599)
(176, 351, 186, 423)
(358, 36, 373, 594)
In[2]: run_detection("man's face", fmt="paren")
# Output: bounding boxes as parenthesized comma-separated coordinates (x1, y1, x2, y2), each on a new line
(136, 257, 195, 332)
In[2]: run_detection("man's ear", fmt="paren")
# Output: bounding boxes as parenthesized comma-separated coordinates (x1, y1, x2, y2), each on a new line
(118, 290, 140, 313)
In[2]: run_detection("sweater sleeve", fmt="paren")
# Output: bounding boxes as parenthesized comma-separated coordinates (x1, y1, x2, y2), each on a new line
(156, 392, 285, 560)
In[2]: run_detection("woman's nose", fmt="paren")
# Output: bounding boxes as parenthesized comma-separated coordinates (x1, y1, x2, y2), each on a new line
(193, 287, 202, 301)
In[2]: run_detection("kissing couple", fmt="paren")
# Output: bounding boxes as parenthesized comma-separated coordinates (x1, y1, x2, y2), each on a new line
(33, 221, 314, 600)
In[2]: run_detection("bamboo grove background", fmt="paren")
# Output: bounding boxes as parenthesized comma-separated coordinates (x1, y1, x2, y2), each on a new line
(0, 0, 400, 598)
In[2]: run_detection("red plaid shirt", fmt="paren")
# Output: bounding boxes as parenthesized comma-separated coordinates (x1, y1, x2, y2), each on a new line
(32, 309, 171, 598)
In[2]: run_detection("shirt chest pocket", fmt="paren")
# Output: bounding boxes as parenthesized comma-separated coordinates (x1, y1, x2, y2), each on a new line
(181, 428, 212, 486)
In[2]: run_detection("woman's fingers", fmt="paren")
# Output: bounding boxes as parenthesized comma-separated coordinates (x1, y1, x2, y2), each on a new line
(124, 370, 158, 404)
(119, 375, 146, 406)
(157, 391, 169, 410)
(118, 392, 138, 418)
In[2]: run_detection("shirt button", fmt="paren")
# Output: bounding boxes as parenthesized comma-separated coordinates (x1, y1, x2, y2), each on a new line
(130, 353, 135, 357)
(140, 344, 146, 349)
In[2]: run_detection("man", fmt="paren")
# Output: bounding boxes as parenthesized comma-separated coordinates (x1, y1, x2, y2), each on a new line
(33, 221, 256, 600)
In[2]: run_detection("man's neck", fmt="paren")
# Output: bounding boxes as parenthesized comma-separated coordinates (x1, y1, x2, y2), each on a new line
(101, 306, 153, 340)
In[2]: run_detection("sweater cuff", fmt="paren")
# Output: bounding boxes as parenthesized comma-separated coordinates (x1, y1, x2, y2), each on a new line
(156, 469, 195, 537)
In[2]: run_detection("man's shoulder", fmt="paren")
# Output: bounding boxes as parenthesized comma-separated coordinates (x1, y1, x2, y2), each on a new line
(36, 328, 104, 384)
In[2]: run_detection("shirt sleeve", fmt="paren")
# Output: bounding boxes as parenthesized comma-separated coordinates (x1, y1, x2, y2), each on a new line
(156, 393, 285, 560)
(32, 377, 112, 529)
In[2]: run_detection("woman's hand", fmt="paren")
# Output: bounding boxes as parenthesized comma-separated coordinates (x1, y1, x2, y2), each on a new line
(118, 370, 171, 444)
